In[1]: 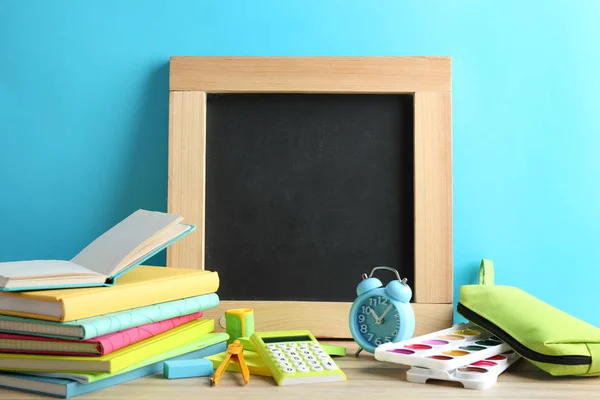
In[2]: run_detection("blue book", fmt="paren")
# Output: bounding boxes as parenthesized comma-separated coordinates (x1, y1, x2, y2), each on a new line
(0, 209, 194, 292)
(0, 293, 219, 340)
(0, 340, 227, 398)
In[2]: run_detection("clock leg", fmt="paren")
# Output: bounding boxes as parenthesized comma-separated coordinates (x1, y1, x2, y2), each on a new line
(354, 347, 363, 357)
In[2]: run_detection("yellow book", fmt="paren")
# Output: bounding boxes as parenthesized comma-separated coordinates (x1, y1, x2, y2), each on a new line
(0, 266, 219, 322)
(0, 319, 215, 373)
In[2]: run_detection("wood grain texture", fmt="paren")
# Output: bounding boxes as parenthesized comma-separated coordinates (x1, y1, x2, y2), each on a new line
(170, 56, 451, 93)
(1, 340, 596, 399)
(414, 92, 453, 304)
(166, 58, 454, 339)
(166, 91, 207, 270)
(203, 301, 453, 339)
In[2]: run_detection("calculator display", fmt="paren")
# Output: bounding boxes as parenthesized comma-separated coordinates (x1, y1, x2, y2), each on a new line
(262, 335, 313, 344)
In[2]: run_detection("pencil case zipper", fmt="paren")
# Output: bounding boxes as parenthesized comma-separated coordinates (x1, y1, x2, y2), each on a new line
(457, 302, 592, 366)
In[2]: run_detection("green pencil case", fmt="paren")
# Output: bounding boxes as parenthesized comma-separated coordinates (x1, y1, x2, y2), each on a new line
(458, 259, 600, 377)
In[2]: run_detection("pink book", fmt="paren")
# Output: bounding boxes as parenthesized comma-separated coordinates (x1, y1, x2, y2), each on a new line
(0, 312, 203, 356)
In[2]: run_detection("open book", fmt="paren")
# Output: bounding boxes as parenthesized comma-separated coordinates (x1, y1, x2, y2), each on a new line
(0, 209, 194, 291)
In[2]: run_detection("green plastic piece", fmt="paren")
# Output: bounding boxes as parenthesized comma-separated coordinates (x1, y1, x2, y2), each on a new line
(237, 336, 255, 351)
(321, 344, 347, 357)
(225, 308, 255, 345)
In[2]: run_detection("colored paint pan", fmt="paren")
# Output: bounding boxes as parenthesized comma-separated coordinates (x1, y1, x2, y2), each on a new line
(422, 339, 449, 346)
(456, 366, 489, 378)
(458, 366, 488, 373)
(442, 350, 469, 357)
(459, 345, 486, 351)
(405, 344, 432, 351)
(453, 329, 480, 336)
(475, 340, 502, 347)
(437, 334, 464, 341)
(428, 355, 453, 360)
(471, 360, 497, 367)
(388, 348, 414, 355)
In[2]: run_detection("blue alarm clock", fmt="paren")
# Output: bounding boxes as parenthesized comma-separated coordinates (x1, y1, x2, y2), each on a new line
(349, 266, 415, 355)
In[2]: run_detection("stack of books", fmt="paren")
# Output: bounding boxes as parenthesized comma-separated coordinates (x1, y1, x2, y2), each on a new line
(0, 210, 226, 398)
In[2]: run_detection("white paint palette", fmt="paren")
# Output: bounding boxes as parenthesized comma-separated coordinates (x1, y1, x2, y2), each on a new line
(406, 350, 520, 390)
(374, 323, 511, 371)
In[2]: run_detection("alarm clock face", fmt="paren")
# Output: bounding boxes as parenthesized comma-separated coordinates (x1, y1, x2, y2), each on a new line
(355, 295, 400, 347)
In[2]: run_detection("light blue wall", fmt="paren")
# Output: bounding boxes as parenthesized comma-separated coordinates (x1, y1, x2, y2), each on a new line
(1, 1, 599, 325)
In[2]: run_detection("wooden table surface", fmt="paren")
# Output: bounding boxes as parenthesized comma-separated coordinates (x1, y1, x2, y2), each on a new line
(0, 340, 598, 399)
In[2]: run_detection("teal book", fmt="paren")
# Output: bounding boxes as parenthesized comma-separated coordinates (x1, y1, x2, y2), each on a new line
(0, 209, 194, 292)
(0, 293, 219, 340)
(0, 339, 227, 398)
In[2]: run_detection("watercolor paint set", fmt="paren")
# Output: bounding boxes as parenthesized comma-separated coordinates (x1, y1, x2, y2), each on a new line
(374, 323, 512, 371)
(406, 349, 520, 389)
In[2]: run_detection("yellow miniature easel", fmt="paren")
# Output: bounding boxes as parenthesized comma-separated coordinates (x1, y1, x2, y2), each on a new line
(210, 340, 249, 386)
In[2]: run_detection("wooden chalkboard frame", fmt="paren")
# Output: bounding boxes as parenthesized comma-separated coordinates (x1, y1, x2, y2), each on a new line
(167, 56, 452, 338)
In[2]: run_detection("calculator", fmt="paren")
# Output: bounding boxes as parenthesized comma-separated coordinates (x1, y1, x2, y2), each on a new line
(249, 330, 346, 386)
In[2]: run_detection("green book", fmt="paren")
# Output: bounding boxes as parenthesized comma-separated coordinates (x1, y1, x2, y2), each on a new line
(16, 332, 228, 383)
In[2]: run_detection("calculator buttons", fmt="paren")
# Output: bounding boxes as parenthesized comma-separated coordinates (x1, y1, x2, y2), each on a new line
(323, 360, 337, 370)
(257, 339, 345, 379)
(293, 360, 306, 367)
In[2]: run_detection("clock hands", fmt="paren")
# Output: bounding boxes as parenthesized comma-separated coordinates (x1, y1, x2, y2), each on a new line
(369, 306, 395, 325)
(366, 303, 394, 326)
(379, 304, 394, 322)
(368, 308, 381, 324)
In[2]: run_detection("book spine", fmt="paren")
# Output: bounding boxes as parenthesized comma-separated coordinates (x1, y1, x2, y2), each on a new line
(69, 341, 227, 397)
(95, 312, 203, 355)
(61, 272, 219, 322)
(80, 293, 219, 339)
(0, 342, 228, 398)
(0, 320, 216, 373)
(110, 319, 215, 373)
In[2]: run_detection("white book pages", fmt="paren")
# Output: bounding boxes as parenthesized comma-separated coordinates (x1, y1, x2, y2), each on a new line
(70, 209, 182, 276)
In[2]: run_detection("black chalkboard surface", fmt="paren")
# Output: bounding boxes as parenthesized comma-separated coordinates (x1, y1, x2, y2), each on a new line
(205, 93, 414, 302)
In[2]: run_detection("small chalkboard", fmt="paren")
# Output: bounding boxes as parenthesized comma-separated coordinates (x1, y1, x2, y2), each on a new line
(167, 56, 452, 338)
(205, 93, 414, 302)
